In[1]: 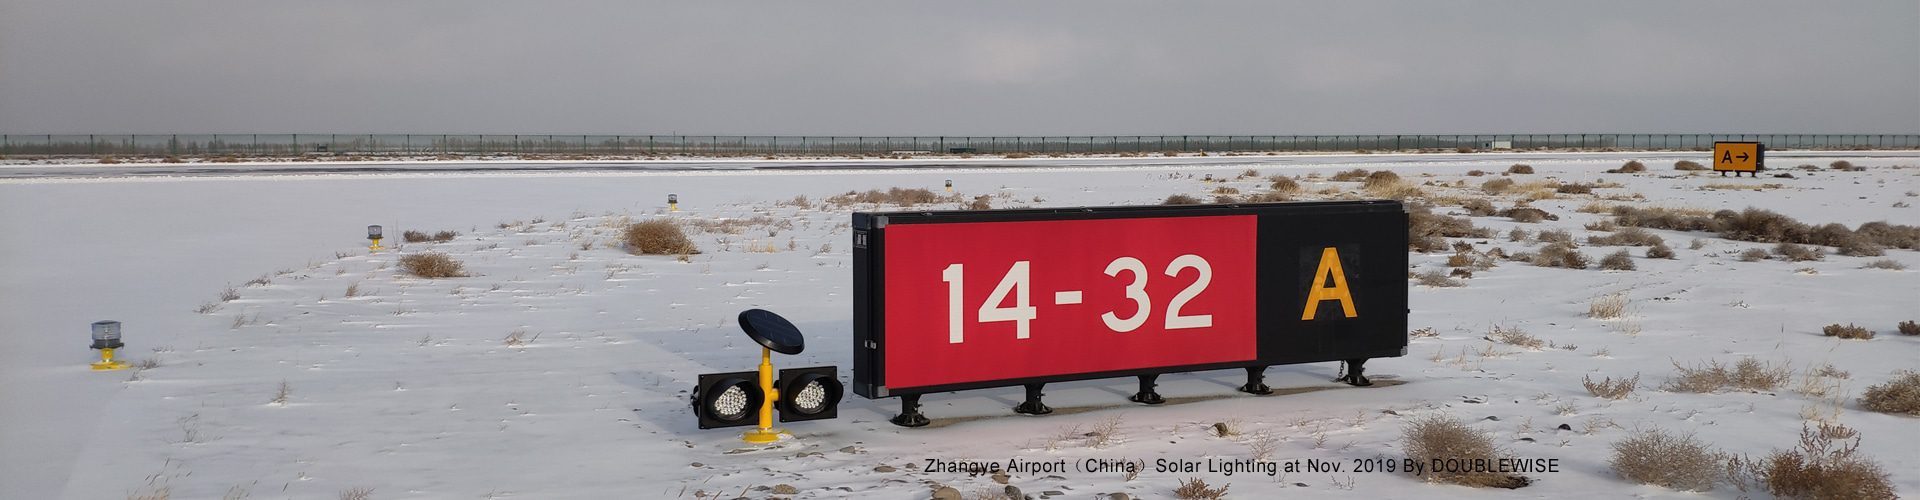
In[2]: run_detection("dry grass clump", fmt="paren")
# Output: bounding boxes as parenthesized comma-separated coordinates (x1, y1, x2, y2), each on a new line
(1646, 243, 1676, 259)
(1599, 249, 1636, 270)
(1415, 269, 1464, 287)
(1728, 423, 1895, 500)
(1364, 176, 1425, 199)
(1481, 178, 1516, 194)
(1461, 198, 1497, 216)
(1662, 358, 1790, 393)
(1610, 206, 1720, 232)
(1584, 374, 1639, 399)
(1898, 320, 1919, 335)
(1329, 168, 1371, 182)
(1819, 323, 1872, 340)
(1555, 183, 1594, 195)
(1608, 429, 1722, 491)
(1531, 243, 1589, 269)
(1536, 229, 1575, 244)
(1505, 164, 1534, 175)
(1172, 477, 1229, 499)
(623, 220, 698, 255)
(1772, 242, 1824, 262)
(1858, 371, 1920, 415)
(1163, 194, 1202, 205)
(1607, 160, 1647, 174)
(1589, 293, 1629, 319)
(1739, 248, 1770, 261)
(403, 230, 458, 243)
(1502, 207, 1551, 223)
(1674, 160, 1708, 171)
(1408, 203, 1492, 252)
(1585, 220, 1617, 231)
(398, 252, 468, 278)
(827, 187, 949, 207)
(1268, 176, 1302, 193)
(1488, 325, 1543, 349)
(1588, 227, 1664, 246)
(1363, 169, 1401, 187)
(1828, 160, 1855, 171)
(1401, 415, 1529, 488)
(966, 195, 992, 210)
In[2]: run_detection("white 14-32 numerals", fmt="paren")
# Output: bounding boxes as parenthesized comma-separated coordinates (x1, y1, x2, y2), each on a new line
(942, 255, 1212, 343)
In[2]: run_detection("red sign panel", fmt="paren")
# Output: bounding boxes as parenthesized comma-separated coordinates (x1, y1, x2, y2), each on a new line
(882, 216, 1258, 389)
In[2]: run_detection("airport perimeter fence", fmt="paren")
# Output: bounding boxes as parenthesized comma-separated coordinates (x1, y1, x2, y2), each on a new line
(1, 134, 1916, 157)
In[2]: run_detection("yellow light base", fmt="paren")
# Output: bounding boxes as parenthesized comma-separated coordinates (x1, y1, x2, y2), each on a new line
(91, 348, 129, 371)
(670, 203, 679, 212)
(742, 429, 786, 444)
(368, 238, 383, 252)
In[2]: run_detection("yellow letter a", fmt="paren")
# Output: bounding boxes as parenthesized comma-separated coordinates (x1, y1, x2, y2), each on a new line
(1301, 247, 1357, 320)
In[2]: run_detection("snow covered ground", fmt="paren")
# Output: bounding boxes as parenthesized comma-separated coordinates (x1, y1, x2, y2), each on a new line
(1, 153, 1915, 499)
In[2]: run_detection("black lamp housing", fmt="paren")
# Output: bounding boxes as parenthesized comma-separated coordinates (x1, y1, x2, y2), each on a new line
(367, 225, 383, 240)
(776, 365, 843, 423)
(691, 371, 763, 429)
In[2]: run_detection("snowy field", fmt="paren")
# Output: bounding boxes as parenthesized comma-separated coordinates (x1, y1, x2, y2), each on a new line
(1, 153, 1916, 499)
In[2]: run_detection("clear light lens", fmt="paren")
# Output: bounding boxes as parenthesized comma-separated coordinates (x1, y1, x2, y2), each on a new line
(792, 381, 828, 413)
(713, 385, 750, 419)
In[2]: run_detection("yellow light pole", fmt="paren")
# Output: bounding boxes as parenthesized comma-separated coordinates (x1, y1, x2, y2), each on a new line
(90, 320, 128, 371)
(741, 347, 785, 444)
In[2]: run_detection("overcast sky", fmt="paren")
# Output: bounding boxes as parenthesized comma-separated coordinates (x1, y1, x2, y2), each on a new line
(1, 1, 1914, 135)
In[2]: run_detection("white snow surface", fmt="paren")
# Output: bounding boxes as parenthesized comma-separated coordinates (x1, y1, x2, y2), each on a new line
(2, 154, 1917, 499)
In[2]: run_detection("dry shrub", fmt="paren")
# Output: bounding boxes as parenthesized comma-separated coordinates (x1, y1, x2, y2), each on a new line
(1466, 169, 1487, 176)
(827, 187, 948, 206)
(1589, 293, 1628, 319)
(1611, 206, 1720, 232)
(1732, 423, 1895, 500)
(1537, 229, 1575, 244)
(1556, 183, 1594, 194)
(1482, 178, 1516, 194)
(1508, 228, 1529, 242)
(1461, 198, 1497, 216)
(1663, 358, 1790, 393)
(1861, 259, 1907, 270)
(1773, 242, 1824, 262)
(1819, 323, 1872, 340)
(1244, 191, 1291, 203)
(1828, 160, 1854, 171)
(1674, 160, 1708, 171)
(1363, 170, 1401, 189)
(1718, 208, 1806, 243)
(1505, 164, 1534, 174)
(398, 252, 467, 278)
(1503, 207, 1550, 223)
(1268, 176, 1301, 193)
(1858, 371, 1920, 415)
(403, 230, 458, 243)
(1585, 220, 1617, 231)
(1402, 415, 1529, 488)
(1212, 186, 1240, 195)
(967, 195, 992, 210)
(1449, 268, 1474, 278)
(1533, 243, 1589, 269)
(1364, 178, 1424, 199)
(1329, 168, 1371, 182)
(1608, 160, 1647, 173)
(1898, 320, 1919, 335)
(1445, 252, 1476, 267)
(1608, 429, 1721, 491)
(1172, 477, 1229, 499)
(1584, 374, 1639, 399)
(1163, 194, 1202, 205)
(1489, 325, 1543, 349)
(1856, 221, 1920, 250)
(1599, 249, 1636, 270)
(1415, 269, 1463, 287)
(1589, 227, 1664, 247)
(623, 220, 698, 255)
(1739, 248, 1770, 261)
(1646, 243, 1676, 259)
(1408, 203, 1491, 252)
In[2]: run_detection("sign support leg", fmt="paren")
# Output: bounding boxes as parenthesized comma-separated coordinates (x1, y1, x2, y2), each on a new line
(1014, 384, 1052, 415)
(1338, 358, 1373, 386)
(891, 394, 930, 428)
(1239, 366, 1272, 395)
(1129, 374, 1165, 405)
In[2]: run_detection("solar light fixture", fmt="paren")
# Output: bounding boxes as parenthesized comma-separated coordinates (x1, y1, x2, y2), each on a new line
(89, 320, 129, 371)
(689, 309, 842, 444)
(668, 194, 679, 212)
(944, 179, 953, 193)
(367, 224, 384, 251)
